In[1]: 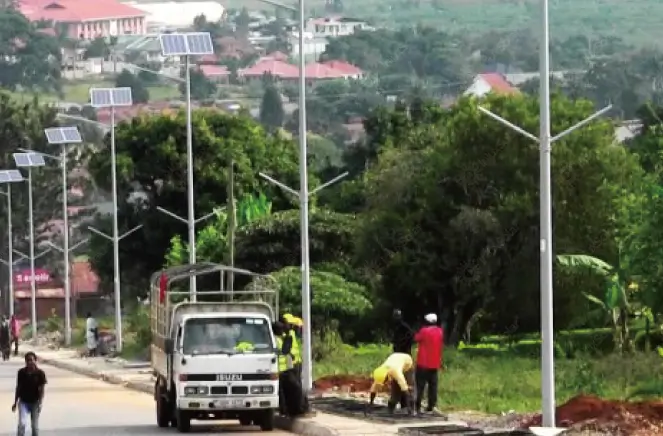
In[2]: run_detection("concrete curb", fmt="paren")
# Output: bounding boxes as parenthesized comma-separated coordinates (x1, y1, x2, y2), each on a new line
(274, 415, 339, 436)
(25, 349, 339, 436)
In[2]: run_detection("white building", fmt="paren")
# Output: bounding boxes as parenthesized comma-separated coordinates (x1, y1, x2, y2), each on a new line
(126, 1, 225, 30)
(305, 17, 372, 37)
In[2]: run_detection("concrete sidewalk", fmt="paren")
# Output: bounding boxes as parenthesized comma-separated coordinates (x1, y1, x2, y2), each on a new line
(19, 346, 470, 435)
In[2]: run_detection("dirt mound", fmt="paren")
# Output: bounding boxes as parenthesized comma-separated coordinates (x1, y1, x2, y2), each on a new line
(314, 375, 373, 392)
(521, 395, 663, 435)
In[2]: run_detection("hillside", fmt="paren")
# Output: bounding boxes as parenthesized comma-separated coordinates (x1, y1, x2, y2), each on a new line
(221, 0, 662, 46)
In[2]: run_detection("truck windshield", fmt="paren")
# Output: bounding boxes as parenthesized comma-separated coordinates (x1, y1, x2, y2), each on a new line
(182, 316, 274, 356)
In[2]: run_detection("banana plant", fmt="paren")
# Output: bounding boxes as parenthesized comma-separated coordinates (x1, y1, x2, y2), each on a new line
(556, 254, 634, 353)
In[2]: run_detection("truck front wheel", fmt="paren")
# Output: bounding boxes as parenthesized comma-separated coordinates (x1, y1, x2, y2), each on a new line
(258, 410, 275, 431)
(155, 383, 171, 428)
(175, 409, 191, 433)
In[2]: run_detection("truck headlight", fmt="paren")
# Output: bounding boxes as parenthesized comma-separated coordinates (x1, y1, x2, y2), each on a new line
(184, 386, 209, 395)
(250, 385, 274, 394)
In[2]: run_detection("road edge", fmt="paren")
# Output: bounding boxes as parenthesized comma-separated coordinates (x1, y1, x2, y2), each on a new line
(26, 349, 338, 436)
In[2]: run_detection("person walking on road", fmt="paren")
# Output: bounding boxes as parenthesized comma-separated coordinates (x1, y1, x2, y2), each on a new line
(10, 315, 20, 356)
(85, 313, 98, 357)
(13, 351, 47, 436)
(414, 313, 444, 414)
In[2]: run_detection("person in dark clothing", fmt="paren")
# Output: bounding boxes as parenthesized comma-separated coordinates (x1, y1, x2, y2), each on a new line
(13, 352, 47, 436)
(274, 322, 303, 417)
(391, 309, 414, 355)
(390, 309, 414, 409)
(0, 316, 10, 361)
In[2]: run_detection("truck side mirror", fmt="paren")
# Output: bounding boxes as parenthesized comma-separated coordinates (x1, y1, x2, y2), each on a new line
(165, 338, 174, 354)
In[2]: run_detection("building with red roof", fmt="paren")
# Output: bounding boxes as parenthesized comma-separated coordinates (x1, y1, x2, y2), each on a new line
(239, 58, 364, 85)
(464, 73, 519, 97)
(199, 64, 230, 83)
(20, 0, 147, 40)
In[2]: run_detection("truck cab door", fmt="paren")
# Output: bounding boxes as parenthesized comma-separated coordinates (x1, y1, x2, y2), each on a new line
(168, 325, 182, 388)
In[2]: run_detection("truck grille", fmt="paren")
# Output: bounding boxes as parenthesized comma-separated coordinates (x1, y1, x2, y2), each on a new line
(210, 386, 228, 395)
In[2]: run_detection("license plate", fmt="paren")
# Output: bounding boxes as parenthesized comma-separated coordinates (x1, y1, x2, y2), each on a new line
(217, 399, 244, 408)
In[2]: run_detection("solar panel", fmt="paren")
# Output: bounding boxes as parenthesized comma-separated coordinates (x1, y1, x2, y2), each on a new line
(186, 32, 214, 55)
(160, 33, 187, 56)
(61, 126, 82, 143)
(90, 88, 112, 107)
(0, 169, 24, 183)
(13, 152, 45, 167)
(111, 87, 133, 106)
(44, 128, 65, 144)
(13, 153, 31, 167)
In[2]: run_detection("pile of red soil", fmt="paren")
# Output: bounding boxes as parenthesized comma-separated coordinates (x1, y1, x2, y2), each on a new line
(521, 395, 663, 435)
(313, 375, 373, 393)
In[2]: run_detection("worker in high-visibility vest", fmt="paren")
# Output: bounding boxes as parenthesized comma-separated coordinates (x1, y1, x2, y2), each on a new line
(274, 321, 302, 416)
(282, 314, 303, 376)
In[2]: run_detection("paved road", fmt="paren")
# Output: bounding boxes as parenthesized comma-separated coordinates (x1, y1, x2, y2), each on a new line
(0, 357, 291, 435)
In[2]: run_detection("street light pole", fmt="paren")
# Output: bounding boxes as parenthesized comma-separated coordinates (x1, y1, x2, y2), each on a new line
(184, 54, 197, 300)
(477, 0, 612, 427)
(88, 87, 135, 353)
(12, 153, 46, 339)
(157, 32, 215, 301)
(43, 126, 83, 346)
(0, 169, 25, 317)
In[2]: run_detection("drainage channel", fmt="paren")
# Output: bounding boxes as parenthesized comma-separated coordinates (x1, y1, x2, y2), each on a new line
(398, 425, 535, 436)
(311, 397, 448, 424)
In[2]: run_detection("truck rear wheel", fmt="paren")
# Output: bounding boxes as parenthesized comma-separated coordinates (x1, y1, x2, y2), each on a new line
(258, 410, 275, 431)
(155, 383, 170, 428)
(175, 409, 191, 433)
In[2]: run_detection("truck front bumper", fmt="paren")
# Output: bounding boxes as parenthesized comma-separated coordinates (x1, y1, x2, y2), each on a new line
(177, 396, 278, 411)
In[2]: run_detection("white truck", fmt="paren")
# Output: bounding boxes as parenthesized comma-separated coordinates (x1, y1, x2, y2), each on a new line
(150, 262, 280, 433)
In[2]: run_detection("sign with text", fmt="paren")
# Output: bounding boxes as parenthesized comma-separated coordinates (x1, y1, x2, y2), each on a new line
(14, 269, 51, 285)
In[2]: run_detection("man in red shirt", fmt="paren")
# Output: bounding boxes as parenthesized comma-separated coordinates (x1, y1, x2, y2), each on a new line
(414, 313, 443, 413)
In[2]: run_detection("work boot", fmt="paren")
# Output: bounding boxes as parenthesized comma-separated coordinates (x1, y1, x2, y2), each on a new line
(387, 401, 396, 414)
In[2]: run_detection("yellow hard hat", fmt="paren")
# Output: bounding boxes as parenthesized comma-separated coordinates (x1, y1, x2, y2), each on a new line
(372, 366, 389, 385)
(290, 316, 303, 326)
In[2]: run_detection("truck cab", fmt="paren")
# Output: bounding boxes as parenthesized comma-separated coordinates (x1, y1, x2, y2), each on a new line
(151, 263, 280, 432)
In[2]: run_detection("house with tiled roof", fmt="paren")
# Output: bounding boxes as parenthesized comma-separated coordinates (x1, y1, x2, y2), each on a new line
(464, 73, 519, 97)
(20, 0, 147, 40)
(239, 58, 364, 85)
(198, 64, 230, 83)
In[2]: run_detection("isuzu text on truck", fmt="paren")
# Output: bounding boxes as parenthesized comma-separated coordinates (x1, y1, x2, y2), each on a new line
(150, 262, 280, 432)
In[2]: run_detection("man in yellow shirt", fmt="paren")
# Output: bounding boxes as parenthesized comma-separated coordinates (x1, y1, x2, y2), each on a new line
(367, 352, 414, 415)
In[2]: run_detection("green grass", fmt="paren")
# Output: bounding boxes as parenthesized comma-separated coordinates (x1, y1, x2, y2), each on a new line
(7, 80, 180, 104)
(315, 343, 663, 414)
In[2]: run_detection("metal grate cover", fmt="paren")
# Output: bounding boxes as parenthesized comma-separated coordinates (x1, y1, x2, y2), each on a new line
(311, 397, 447, 424)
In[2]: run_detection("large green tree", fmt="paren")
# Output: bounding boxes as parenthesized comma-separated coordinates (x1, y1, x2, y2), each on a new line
(86, 109, 302, 300)
(0, 93, 84, 310)
(355, 94, 643, 343)
(0, 9, 62, 92)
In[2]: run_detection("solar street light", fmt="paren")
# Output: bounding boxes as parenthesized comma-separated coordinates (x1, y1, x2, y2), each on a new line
(249, 0, 351, 392)
(13, 152, 45, 339)
(0, 169, 24, 317)
(87, 87, 141, 353)
(157, 32, 215, 302)
(44, 126, 83, 346)
(476, 0, 612, 426)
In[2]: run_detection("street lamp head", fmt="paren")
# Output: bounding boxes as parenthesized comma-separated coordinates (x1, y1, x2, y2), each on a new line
(0, 169, 24, 183)
(44, 126, 82, 145)
(12, 152, 45, 168)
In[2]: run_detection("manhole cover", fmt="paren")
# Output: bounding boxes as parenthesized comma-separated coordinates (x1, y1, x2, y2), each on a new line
(311, 397, 447, 424)
(399, 424, 484, 435)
